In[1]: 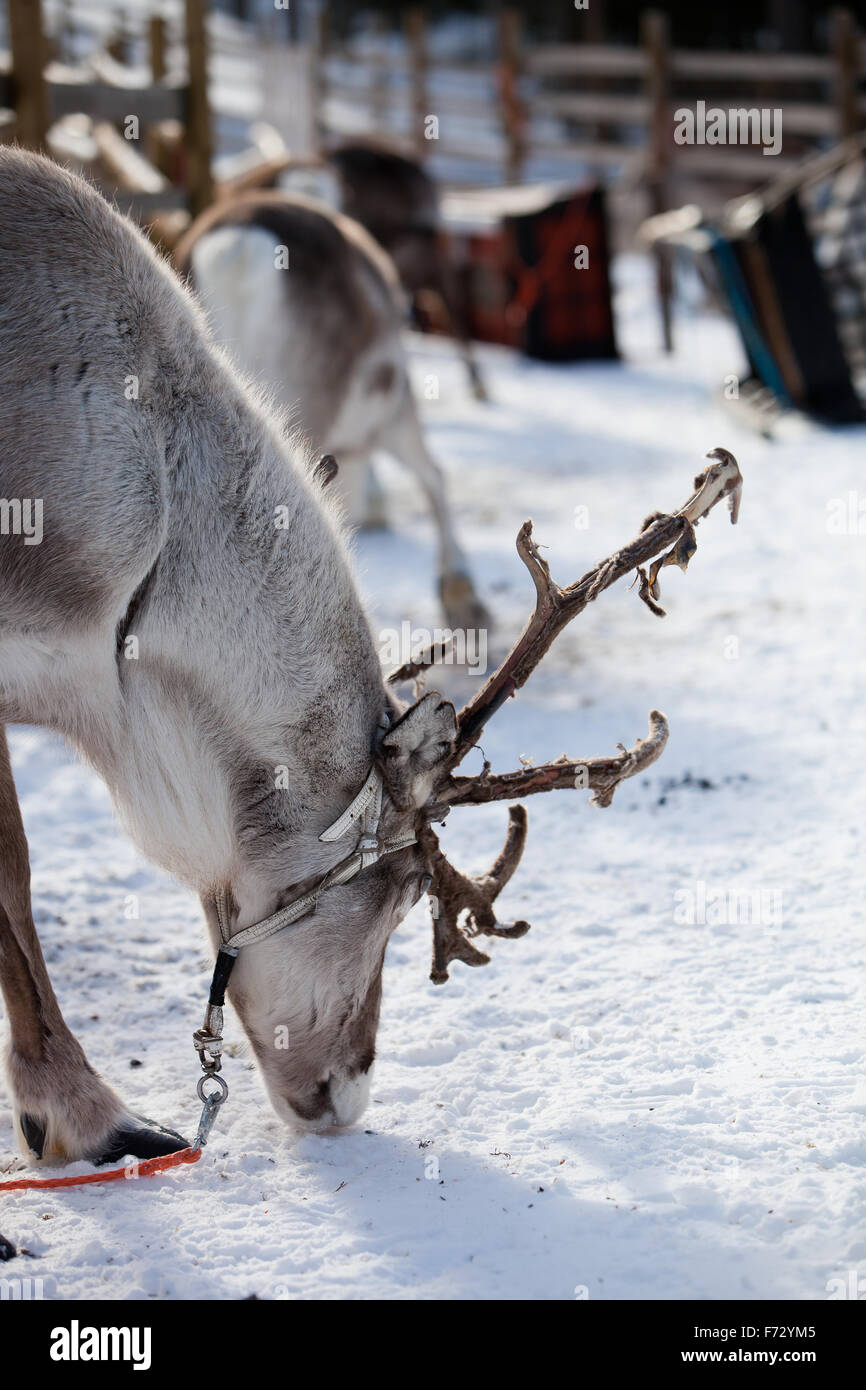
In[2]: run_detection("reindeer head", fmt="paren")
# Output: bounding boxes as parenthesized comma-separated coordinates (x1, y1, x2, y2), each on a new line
(208, 451, 742, 1131)
(206, 694, 461, 1131)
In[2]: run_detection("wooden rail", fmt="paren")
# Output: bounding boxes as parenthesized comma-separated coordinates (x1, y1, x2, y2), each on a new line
(310, 5, 864, 355)
(312, 6, 866, 189)
(2, 0, 213, 223)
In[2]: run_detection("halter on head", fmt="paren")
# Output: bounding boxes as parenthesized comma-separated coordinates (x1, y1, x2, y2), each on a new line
(212, 763, 417, 951)
(194, 713, 416, 1079)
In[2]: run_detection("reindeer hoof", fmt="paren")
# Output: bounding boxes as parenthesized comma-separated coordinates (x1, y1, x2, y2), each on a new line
(19, 1112, 46, 1159)
(439, 572, 491, 634)
(468, 363, 489, 402)
(95, 1116, 189, 1165)
(18, 1109, 188, 1166)
(0, 1233, 18, 1261)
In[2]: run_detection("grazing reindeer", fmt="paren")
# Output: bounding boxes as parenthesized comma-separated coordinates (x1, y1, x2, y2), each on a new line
(0, 148, 741, 1167)
(174, 189, 488, 631)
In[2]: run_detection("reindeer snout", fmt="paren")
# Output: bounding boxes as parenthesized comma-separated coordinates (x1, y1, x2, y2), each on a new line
(271, 1067, 373, 1133)
(327, 1069, 373, 1128)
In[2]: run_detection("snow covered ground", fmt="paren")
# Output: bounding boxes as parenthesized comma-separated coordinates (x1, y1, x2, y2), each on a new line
(2, 257, 865, 1302)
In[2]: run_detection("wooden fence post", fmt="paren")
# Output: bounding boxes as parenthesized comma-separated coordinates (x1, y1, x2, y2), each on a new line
(831, 8, 860, 139)
(642, 8, 673, 353)
(150, 14, 168, 84)
(8, 0, 50, 151)
(106, 8, 129, 64)
(184, 0, 214, 217)
(147, 15, 177, 184)
(405, 8, 429, 160)
(583, 0, 613, 146)
(499, 9, 525, 185)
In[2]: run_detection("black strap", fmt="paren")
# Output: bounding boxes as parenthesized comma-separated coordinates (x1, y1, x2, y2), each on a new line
(208, 947, 238, 1007)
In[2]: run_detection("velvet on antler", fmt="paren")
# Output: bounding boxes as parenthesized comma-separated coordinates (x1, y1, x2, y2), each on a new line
(415, 449, 742, 982)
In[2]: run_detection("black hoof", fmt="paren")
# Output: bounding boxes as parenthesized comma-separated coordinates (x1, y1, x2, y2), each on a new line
(20, 1113, 46, 1160)
(95, 1116, 189, 1165)
(0, 1233, 18, 1262)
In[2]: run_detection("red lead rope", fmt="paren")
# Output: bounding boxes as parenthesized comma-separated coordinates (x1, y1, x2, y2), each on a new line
(0, 1145, 201, 1191)
(1, 927, 238, 1191)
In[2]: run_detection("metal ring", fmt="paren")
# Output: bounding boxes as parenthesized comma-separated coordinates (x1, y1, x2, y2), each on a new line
(197, 1073, 228, 1104)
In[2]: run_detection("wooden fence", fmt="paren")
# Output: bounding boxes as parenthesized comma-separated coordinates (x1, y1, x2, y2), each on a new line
(0, 0, 213, 221)
(313, 6, 866, 195)
(5, 4, 863, 220)
(3, 2, 865, 353)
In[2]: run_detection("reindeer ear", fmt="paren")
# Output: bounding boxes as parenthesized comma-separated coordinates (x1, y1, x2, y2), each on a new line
(376, 694, 457, 810)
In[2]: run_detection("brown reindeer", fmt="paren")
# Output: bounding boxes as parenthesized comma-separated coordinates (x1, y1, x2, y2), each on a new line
(0, 148, 741, 1166)
(328, 142, 488, 402)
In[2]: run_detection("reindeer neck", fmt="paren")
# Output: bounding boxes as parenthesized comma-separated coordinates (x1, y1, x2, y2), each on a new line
(101, 372, 387, 901)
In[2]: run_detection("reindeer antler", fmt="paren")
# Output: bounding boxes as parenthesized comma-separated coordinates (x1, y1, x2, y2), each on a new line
(418, 809, 530, 984)
(449, 448, 742, 766)
(446, 708, 670, 809)
(419, 449, 742, 983)
(387, 635, 454, 692)
(420, 713, 669, 982)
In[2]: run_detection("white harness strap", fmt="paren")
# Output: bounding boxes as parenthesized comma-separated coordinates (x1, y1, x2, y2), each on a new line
(196, 720, 412, 1089)
(318, 764, 382, 845)
(214, 730, 414, 954)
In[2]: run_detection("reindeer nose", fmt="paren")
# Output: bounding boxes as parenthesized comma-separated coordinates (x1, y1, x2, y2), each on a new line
(273, 1067, 374, 1133)
(327, 1068, 372, 1128)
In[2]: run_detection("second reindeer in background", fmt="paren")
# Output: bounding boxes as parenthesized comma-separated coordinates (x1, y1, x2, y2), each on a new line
(175, 191, 488, 630)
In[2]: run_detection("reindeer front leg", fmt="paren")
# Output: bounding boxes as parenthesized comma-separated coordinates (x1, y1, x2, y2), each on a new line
(0, 728, 186, 1165)
(379, 388, 491, 632)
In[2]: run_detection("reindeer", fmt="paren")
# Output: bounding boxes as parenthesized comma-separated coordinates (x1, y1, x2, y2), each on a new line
(226, 139, 488, 402)
(0, 148, 741, 1167)
(173, 188, 488, 631)
(327, 142, 488, 403)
